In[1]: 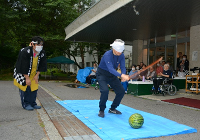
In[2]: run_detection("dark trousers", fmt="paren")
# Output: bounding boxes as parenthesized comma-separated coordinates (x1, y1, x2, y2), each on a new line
(86, 75, 96, 84)
(96, 68, 125, 111)
(19, 86, 37, 109)
(153, 78, 163, 91)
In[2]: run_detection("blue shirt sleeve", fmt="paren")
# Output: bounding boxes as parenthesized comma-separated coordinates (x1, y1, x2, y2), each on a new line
(103, 53, 122, 77)
(119, 55, 126, 74)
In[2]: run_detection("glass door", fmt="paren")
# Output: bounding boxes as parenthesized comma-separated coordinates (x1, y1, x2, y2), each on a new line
(166, 46, 174, 70)
(149, 46, 165, 64)
(149, 47, 156, 64)
(156, 46, 165, 60)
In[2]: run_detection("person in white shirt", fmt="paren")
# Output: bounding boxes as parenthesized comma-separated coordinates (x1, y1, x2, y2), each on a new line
(86, 63, 98, 84)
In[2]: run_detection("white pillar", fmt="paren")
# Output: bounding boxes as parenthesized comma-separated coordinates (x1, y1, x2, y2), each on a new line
(190, 25, 200, 72)
(132, 40, 144, 65)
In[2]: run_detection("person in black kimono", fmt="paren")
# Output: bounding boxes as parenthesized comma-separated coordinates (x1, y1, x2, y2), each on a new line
(14, 36, 47, 111)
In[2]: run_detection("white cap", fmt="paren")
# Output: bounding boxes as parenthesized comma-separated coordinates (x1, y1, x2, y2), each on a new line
(110, 39, 125, 53)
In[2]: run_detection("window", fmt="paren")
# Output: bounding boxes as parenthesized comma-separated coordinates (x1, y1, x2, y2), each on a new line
(86, 62, 90, 67)
(74, 64, 77, 72)
(79, 62, 83, 68)
(92, 61, 96, 67)
(149, 47, 156, 64)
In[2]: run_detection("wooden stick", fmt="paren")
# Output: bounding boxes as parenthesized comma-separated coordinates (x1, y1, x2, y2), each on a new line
(129, 57, 163, 79)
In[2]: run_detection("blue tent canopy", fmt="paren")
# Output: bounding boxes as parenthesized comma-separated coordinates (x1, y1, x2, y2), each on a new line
(47, 56, 75, 64)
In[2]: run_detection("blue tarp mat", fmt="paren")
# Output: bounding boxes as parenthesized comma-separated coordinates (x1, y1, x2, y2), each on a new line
(76, 67, 93, 83)
(56, 100, 197, 140)
(77, 86, 87, 88)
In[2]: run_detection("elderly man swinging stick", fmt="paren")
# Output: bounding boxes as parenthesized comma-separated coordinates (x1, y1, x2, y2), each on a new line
(96, 39, 162, 118)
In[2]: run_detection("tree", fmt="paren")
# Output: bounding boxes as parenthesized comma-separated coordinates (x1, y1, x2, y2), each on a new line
(44, 0, 93, 69)
(64, 42, 90, 69)
(0, 0, 82, 70)
(88, 43, 110, 65)
(0, 0, 95, 71)
(75, 0, 93, 13)
(0, 0, 23, 72)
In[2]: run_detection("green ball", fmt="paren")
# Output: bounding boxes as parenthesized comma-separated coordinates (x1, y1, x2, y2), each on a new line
(129, 113, 144, 129)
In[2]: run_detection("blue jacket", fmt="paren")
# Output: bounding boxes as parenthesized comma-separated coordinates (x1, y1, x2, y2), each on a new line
(98, 50, 126, 77)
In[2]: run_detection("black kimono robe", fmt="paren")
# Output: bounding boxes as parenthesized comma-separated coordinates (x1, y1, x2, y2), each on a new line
(14, 46, 47, 86)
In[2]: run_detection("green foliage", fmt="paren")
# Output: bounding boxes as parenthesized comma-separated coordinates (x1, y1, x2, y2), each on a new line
(88, 43, 110, 64)
(0, 73, 13, 81)
(0, 0, 98, 73)
(47, 67, 60, 74)
(0, 44, 19, 71)
(40, 68, 76, 82)
(63, 41, 110, 68)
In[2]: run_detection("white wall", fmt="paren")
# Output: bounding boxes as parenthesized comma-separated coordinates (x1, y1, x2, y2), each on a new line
(190, 25, 200, 72)
(67, 51, 98, 73)
(64, 45, 132, 73)
(124, 45, 133, 68)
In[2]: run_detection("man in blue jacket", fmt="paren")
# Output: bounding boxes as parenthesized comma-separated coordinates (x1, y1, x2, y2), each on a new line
(96, 39, 130, 118)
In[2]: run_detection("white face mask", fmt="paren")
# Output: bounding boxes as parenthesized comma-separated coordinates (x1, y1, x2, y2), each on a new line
(132, 68, 135, 71)
(35, 46, 43, 52)
(136, 67, 139, 70)
(183, 58, 186, 60)
(157, 64, 160, 66)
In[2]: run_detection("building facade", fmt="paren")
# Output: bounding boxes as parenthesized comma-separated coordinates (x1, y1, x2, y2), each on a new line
(64, 0, 200, 74)
(63, 45, 132, 73)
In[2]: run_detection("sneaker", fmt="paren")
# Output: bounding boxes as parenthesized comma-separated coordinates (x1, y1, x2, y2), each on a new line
(98, 111, 105, 118)
(108, 108, 122, 114)
(32, 105, 41, 109)
(25, 105, 34, 111)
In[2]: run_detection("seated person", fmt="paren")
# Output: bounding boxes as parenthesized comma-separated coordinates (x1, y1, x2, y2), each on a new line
(161, 60, 166, 68)
(86, 63, 97, 84)
(129, 64, 139, 81)
(138, 64, 148, 81)
(136, 65, 140, 70)
(153, 64, 172, 93)
(166, 61, 173, 72)
(139, 62, 144, 69)
(146, 66, 156, 80)
(156, 61, 164, 77)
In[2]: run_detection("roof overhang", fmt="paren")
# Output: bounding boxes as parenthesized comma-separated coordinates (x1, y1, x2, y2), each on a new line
(65, 0, 200, 44)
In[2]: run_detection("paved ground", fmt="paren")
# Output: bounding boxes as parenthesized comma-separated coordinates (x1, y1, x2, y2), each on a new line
(1, 80, 200, 140)
(0, 81, 47, 140)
